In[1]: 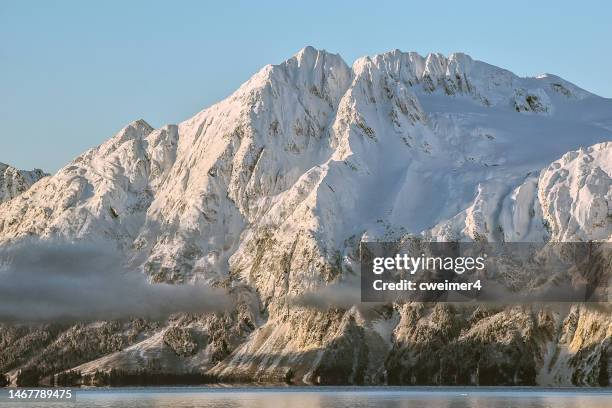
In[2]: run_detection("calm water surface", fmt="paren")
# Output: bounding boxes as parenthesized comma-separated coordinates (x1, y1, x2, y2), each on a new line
(1, 387, 611, 408)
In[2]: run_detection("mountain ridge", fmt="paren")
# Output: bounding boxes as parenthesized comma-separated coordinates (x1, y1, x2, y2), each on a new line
(0, 47, 610, 387)
(0, 162, 47, 204)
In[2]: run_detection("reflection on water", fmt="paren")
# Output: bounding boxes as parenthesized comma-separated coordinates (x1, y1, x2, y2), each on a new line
(2, 387, 611, 408)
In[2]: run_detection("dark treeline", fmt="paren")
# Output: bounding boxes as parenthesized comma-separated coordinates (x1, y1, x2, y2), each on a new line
(5, 367, 217, 387)
(54, 370, 82, 387)
(55, 369, 217, 387)
(16, 368, 41, 387)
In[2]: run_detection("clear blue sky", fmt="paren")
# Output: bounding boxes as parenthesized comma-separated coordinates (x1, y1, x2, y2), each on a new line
(2, 0, 611, 172)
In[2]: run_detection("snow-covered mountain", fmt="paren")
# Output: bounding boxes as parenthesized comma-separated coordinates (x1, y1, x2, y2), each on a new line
(0, 163, 47, 204)
(0, 47, 610, 386)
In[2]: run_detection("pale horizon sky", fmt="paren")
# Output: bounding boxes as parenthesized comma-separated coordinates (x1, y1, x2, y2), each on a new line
(2, 0, 611, 172)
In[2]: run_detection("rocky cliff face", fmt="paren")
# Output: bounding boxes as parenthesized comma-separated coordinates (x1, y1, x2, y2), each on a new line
(0, 163, 47, 204)
(0, 47, 610, 386)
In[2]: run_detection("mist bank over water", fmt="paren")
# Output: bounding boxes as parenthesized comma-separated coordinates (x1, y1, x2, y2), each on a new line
(0, 240, 230, 322)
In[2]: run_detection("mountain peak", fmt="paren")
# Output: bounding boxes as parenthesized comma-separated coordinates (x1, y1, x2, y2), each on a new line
(284, 46, 350, 75)
(293, 46, 340, 63)
(295, 45, 319, 60)
(0, 162, 48, 204)
(131, 118, 153, 128)
(108, 119, 153, 143)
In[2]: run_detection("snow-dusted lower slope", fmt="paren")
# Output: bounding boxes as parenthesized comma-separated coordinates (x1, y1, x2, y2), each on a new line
(0, 163, 47, 204)
(0, 47, 611, 386)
